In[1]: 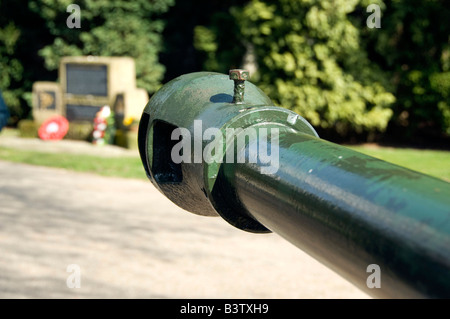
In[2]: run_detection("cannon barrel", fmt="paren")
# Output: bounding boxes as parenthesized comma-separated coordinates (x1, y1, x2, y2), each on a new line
(138, 71, 450, 298)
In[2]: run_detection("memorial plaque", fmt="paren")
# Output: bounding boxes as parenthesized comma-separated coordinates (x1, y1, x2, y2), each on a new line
(66, 104, 102, 121)
(38, 91, 56, 110)
(32, 82, 62, 123)
(66, 64, 108, 96)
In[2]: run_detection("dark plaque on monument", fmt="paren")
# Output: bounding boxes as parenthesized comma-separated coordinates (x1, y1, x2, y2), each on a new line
(65, 63, 108, 121)
(38, 91, 56, 110)
(66, 104, 102, 122)
(66, 64, 108, 97)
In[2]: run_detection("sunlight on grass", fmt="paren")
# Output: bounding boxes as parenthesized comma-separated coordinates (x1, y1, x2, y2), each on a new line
(347, 145, 450, 182)
(0, 147, 147, 180)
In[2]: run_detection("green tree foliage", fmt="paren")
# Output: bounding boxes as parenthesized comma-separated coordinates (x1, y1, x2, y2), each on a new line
(159, 0, 245, 81)
(195, 0, 395, 136)
(360, 0, 450, 138)
(0, 0, 56, 124)
(2, 0, 449, 142)
(430, 72, 450, 134)
(192, 1, 246, 74)
(194, 0, 450, 141)
(0, 22, 23, 120)
(0, 0, 173, 125)
(30, 0, 174, 93)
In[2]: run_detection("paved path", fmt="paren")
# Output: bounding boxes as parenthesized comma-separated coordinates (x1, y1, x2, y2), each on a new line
(0, 160, 368, 298)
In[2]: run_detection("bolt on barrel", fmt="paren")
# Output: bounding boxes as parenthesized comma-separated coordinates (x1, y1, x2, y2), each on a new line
(229, 69, 249, 104)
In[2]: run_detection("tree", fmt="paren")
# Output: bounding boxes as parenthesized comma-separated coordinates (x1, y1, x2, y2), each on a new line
(0, 0, 174, 125)
(236, 0, 396, 137)
(360, 0, 450, 140)
(30, 0, 175, 93)
(195, 0, 396, 138)
(159, 0, 246, 82)
(1, 0, 69, 124)
(0, 22, 23, 122)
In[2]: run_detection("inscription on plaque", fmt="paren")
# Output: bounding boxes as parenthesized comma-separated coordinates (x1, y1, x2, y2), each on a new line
(66, 104, 102, 121)
(66, 64, 108, 96)
(38, 91, 56, 110)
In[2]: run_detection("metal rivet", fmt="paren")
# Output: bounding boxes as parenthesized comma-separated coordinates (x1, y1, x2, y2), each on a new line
(229, 69, 249, 104)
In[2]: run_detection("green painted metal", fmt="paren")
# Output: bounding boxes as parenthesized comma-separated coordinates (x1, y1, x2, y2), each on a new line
(138, 71, 316, 229)
(138, 71, 450, 298)
(223, 131, 450, 298)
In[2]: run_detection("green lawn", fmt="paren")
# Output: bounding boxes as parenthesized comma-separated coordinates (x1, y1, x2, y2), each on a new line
(0, 147, 147, 180)
(0, 143, 449, 182)
(347, 145, 450, 182)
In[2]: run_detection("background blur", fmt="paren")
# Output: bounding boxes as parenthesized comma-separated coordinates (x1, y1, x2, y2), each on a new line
(0, 0, 449, 147)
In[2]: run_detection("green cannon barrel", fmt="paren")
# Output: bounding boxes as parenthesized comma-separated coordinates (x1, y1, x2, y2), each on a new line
(138, 71, 450, 298)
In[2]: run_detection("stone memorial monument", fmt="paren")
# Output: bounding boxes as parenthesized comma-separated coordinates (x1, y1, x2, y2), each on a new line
(32, 56, 148, 125)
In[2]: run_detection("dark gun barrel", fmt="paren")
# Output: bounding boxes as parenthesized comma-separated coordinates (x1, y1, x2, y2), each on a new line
(138, 71, 450, 298)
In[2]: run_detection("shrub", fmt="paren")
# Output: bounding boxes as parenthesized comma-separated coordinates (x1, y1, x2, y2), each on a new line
(17, 119, 38, 138)
(115, 129, 138, 150)
(64, 121, 93, 141)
